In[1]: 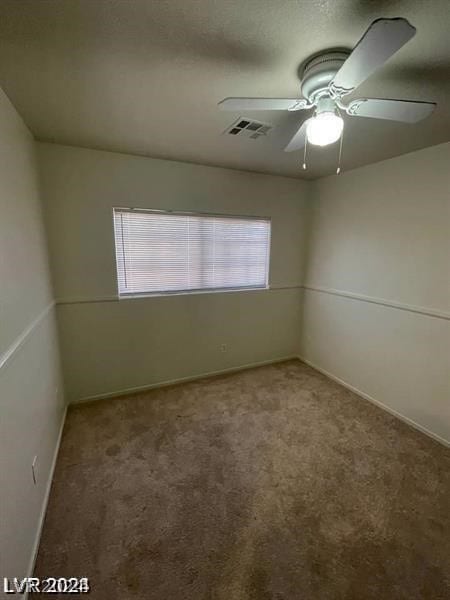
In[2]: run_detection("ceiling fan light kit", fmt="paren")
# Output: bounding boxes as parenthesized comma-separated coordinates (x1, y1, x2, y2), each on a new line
(218, 17, 436, 173)
(306, 112, 344, 146)
(305, 97, 344, 146)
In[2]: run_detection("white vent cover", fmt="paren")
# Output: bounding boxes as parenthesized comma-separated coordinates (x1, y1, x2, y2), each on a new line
(224, 117, 273, 139)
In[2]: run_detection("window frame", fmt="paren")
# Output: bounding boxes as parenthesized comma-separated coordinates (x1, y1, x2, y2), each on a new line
(112, 207, 272, 299)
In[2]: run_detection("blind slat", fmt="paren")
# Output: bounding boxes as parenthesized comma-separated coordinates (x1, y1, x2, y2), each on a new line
(113, 209, 270, 295)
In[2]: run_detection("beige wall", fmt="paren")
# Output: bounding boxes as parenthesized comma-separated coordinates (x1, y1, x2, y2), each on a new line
(0, 89, 65, 589)
(37, 143, 308, 402)
(300, 143, 450, 445)
(1, 82, 447, 597)
(35, 139, 449, 445)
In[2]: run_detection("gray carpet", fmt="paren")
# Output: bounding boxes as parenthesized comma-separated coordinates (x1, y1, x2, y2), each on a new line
(34, 360, 450, 599)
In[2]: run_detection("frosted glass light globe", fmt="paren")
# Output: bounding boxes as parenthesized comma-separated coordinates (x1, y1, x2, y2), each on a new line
(306, 112, 344, 146)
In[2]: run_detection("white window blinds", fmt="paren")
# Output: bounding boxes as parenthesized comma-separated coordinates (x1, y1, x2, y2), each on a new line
(113, 208, 271, 296)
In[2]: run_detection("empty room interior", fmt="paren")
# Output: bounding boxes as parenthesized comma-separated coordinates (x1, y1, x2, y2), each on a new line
(1, 1, 449, 598)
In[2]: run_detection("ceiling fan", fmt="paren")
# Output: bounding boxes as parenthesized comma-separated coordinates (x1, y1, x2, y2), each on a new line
(218, 18, 436, 156)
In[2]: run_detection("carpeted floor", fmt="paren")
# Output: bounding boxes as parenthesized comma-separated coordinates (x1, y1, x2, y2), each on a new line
(34, 360, 450, 599)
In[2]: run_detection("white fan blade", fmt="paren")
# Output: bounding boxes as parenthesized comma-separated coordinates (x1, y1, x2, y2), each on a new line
(284, 120, 309, 152)
(218, 97, 309, 111)
(330, 18, 416, 97)
(346, 98, 436, 123)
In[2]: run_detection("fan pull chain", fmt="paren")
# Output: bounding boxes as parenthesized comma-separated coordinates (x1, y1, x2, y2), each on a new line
(336, 112, 344, 175)
(302, 135, 308, 170)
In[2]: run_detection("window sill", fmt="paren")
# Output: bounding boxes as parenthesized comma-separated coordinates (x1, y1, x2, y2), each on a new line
(118, 286, 270, 300)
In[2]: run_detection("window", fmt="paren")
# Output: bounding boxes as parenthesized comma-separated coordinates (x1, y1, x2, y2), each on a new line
(113, 208, 271, 296)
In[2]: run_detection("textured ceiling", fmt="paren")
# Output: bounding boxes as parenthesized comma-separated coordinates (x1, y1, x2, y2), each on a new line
(0, 0, 449, 179)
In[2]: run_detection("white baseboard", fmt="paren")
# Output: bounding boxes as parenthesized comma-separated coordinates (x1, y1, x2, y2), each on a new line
(72, 353, 449, 448)
(25, 406, 67, 598)
(73, 355, 299, 404)
(297, 355, 449, 448)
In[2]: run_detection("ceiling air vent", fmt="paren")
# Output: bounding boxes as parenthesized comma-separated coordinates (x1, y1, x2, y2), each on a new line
(224, 118, 273, 140)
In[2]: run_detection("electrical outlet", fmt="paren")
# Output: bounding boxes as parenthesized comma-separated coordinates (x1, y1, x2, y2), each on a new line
(220, 344, 227, 352)
(32, 456, 38, 485)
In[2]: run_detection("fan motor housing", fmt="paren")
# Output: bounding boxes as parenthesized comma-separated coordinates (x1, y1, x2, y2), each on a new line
(301, 51, 350, 102)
